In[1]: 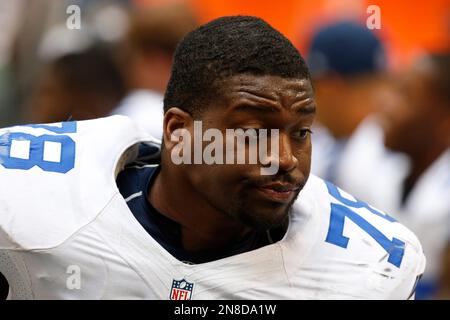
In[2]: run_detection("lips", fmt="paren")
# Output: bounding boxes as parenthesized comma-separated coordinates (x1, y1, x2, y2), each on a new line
(259, 182, 300, 192)
(256, 182, 300, 203)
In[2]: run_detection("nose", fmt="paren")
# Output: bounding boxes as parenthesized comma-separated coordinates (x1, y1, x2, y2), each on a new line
(277, 133, 298, 173)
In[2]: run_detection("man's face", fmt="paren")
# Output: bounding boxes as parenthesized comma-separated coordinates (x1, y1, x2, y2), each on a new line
(178, 74, 316, 230)
(314, 75, 382, 139)
(379, 63, 435, 154)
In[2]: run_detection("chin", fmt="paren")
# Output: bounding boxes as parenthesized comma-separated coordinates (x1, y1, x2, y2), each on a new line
(237, 202, 291, 231)
(225, 187, 298, 231)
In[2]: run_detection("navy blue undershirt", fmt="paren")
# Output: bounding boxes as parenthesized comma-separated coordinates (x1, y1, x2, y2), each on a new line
(116, 165, 271, 264)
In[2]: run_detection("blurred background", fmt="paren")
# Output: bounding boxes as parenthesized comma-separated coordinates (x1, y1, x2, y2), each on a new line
(0, 0, 448, 299)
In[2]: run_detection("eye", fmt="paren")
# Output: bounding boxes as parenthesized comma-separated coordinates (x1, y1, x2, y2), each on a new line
(292, 128, 312, 140)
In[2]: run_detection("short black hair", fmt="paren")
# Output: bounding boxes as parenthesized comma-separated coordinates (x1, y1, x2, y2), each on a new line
(164, 16, 311, 117)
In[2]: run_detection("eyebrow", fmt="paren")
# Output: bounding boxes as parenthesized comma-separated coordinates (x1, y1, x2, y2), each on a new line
(233, 103, 316, 115)
(295, 104, 316, 115)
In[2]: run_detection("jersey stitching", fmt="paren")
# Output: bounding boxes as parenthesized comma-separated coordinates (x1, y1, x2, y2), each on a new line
(8, 193, 119, 253)
(90, 206, 171, 292)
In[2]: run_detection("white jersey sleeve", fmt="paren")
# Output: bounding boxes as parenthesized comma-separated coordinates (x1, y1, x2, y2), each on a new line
(0, 116, 149, 250)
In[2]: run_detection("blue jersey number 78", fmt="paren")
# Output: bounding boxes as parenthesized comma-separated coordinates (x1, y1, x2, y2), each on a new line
(0, 122, 77, 174)
(325, 181, 405, 268)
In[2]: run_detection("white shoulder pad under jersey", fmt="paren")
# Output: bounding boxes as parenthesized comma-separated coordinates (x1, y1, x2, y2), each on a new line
(0, 116, 153, 250)
(284, 175, 426, 299)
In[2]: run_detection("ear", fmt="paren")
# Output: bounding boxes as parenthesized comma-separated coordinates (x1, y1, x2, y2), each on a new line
(163, 107, 193, 150)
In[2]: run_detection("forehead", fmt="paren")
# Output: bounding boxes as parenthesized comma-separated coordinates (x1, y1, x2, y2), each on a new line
(220, 74, 314, 101)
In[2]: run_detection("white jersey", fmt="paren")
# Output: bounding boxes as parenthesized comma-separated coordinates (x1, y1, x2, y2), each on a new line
(0, 116, 425, 299)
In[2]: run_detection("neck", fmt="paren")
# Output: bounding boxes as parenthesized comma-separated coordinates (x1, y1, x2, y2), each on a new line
(149, 165, 252, 253)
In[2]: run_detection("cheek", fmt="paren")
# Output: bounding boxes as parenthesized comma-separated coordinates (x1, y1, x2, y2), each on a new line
(295, 142, 312, 170)
(189, 164, 244, 194)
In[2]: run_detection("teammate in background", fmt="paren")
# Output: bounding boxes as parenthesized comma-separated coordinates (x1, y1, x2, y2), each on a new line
(111, 2, 197, 140)
(0, 16, 424, 299)
(25, 44, 126, 123)
(0, 43, 127, 298)
(306, 21, 387, 182)
(336, 53, 450, 299)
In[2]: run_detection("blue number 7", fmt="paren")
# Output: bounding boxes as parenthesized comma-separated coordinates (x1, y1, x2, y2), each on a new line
(325, 182, 405, 268)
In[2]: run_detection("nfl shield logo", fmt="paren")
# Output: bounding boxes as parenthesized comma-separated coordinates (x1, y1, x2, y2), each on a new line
(170, 279, 194, 300)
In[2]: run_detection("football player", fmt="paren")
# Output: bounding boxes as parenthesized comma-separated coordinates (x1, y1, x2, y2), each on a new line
(0, 16, 424, 299)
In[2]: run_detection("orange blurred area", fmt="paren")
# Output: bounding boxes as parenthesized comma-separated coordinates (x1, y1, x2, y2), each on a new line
(190, 0, 303, 45)
(187, 0, 450, 69)
(370, 0, 450, 66)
